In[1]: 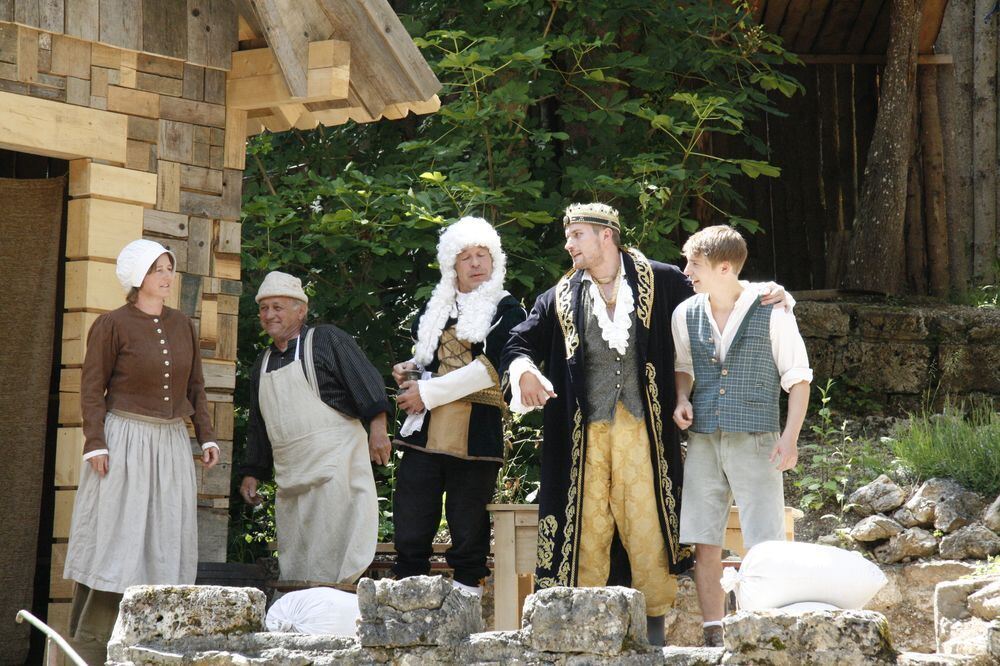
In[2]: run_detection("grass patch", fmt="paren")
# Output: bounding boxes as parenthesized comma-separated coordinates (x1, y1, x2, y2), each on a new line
(886, 401, 1000, 496)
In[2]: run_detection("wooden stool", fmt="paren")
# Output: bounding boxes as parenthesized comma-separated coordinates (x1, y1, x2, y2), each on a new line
(487, 503, 538, 631)
(723, 505, 804, 557)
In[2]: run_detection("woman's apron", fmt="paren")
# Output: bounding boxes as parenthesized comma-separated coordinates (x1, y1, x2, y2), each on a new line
(258, 328, 378, 583)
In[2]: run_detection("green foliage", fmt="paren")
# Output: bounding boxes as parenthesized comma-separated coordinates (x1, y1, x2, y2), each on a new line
(887, 400, 1000, 496)
(793, 379, 855, 512)
(229, 480, 276, 563)
(495, 415, 543, 504)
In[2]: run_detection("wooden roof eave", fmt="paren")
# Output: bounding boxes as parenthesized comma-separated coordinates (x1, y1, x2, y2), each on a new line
(234, 0, 442, 135)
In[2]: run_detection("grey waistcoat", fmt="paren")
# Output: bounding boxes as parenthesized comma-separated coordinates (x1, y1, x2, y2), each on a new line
(686, 294, 781, 434)
(581, 288, 645, 424)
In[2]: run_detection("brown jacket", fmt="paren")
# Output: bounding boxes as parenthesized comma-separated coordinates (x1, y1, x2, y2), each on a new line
(80, 304, 216, 454)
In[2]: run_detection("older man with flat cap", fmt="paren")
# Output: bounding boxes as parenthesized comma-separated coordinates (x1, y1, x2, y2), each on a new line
(238, 271, 391, 583)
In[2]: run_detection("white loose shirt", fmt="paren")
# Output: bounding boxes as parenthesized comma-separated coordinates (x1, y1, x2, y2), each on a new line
(671, 287, 813, 393)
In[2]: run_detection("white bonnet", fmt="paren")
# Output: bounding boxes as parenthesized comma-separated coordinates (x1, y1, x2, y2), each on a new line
(116, 239, 176, 291)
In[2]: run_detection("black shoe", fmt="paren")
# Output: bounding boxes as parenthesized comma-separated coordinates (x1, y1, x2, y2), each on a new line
(646, 615, 665, 647)
(702, 624, 723, 648)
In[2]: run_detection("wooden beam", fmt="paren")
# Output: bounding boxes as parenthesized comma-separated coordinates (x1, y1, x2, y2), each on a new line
(69, 160, 157, 206)
(64, 260, 122, 311)
(66, 198, 145, 260)
(796, 53, 953, 65)
(227, 41, 349, 109)
(316, 0, 441, 118)
(61, 311, 101, 365)
(248, 0, 332, 98)
(845, 0, 886, 54)
(0, 89, 127, 163)
(918, 0, 949, 54)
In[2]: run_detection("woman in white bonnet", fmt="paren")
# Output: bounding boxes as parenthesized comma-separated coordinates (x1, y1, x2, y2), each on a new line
(62, 239, 220, 656)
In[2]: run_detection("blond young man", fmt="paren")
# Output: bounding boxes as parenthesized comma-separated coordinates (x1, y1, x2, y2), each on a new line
(671, 226, 812, 647)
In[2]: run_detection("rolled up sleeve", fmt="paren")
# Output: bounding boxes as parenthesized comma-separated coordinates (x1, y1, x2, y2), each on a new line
(770, 308, 813, 392)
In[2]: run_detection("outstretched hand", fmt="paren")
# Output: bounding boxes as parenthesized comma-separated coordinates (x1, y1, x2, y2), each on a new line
(519, 372, 556, 408)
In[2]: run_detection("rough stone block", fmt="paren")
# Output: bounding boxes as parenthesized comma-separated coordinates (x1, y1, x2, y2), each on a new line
(795, 302, 851, 337)
(866, 561, 978, 654)
(848, 474, 907, 518)
(984, 495, 1000, 533)
(874, 527, 938, 564)
(722, 609, 896, 665)
(850, 514, 904, 542)
(938, 344, 1000, 393)
(896, 653, 978, 665)
(521, 586, 647, 656)
(935, 577, 1000, 658)
(939, 525, 1000, 560)
(858, 308, 930, 341)
(108, 585, 265, 649)
(356, 576, 482, 647)
(967, 581, 1000, 621)
(839, 341, 931, 393)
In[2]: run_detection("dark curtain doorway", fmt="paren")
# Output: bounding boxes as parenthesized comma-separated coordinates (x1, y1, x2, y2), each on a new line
(0, 150, 68, 665)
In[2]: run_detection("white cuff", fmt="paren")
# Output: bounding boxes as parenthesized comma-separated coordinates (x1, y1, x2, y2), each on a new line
(417, 360, 495, 411)
(508, 356, 554, 414)
(780, 370, 813, 393)
(201, 441, 220, 451)
(82, 448, 109, 461)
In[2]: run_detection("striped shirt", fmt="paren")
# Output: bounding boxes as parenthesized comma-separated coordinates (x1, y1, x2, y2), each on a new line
(240, 323, 390, 480)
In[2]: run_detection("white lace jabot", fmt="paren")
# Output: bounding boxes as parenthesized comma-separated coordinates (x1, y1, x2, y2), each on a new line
(582, 255, 634, 355)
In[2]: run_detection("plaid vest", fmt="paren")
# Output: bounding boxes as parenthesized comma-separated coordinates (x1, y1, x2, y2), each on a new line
(686, 294, 780, 434)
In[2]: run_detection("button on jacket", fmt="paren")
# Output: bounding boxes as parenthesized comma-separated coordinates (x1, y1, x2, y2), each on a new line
(80, 304, 217, 455)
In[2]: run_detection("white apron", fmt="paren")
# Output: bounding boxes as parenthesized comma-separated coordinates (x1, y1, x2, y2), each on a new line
(259, 328, 378, 583)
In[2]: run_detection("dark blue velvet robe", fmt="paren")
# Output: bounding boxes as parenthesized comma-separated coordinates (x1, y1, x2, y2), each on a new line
(501, 249, 695, 588)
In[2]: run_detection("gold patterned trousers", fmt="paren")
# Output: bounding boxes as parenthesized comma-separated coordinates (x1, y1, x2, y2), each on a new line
(577, 402, 678, 616)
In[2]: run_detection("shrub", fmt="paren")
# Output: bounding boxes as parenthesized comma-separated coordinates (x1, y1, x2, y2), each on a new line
(887, 401, 1000, 497)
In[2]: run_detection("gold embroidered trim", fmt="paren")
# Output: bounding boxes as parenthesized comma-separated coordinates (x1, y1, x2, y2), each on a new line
(627, 248, 654, 329)
(644, 362, 689, 563)
(557, 408, 586, 585)
(465, 354, 508, 411)
(536, 514, 558, 570)
(555, 273, 579, 359)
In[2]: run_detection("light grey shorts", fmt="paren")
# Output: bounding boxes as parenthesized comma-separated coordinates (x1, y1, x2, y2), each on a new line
(679, 430, 785, 549)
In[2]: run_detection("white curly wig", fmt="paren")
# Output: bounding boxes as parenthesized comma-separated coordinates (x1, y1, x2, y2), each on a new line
(413, 216, 508, 366)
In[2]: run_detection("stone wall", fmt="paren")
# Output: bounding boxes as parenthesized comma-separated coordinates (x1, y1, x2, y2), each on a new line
(105, 579, 916, 666)
(795, 300, 1000, 410)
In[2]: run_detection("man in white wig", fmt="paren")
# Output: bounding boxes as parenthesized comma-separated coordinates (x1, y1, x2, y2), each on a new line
(392, 216, 526, 595)
(239, 271, 391, 583)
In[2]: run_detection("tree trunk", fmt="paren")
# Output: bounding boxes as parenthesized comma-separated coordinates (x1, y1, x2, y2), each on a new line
(905, 97, 926, 294)
(973, 0, 998, 286)
(841, 0, 924, 294)
(935, 0, 973, 296)
(919, 67, 950, 297)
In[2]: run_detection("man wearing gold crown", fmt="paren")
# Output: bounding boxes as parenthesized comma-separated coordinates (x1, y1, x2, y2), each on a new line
(502, 203, 788, 645)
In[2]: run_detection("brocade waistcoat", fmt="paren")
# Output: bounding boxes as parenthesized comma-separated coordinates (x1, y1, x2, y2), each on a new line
(581, 290, 645, 424)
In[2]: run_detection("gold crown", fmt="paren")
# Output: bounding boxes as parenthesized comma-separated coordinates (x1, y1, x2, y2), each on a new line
(563, 202, 620, 230)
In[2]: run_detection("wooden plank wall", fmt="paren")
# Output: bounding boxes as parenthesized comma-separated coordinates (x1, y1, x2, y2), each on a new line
(0, 18, 243, 629)
(0, 0, 237, 69)
(740, 0, 999, 294)
(723, 63, 881, 290)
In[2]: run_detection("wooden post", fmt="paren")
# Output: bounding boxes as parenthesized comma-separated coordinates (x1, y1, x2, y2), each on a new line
(973, 0, 998, 285)
(918, 66, 950, 297)
(935, 0, 974, 296)
(840, 0, 923, 294)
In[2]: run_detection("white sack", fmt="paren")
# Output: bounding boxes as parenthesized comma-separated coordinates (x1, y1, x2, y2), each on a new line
(720, 540, 886, 611)
(778, 601, 840, 612)
(266, 587, 360, 636)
